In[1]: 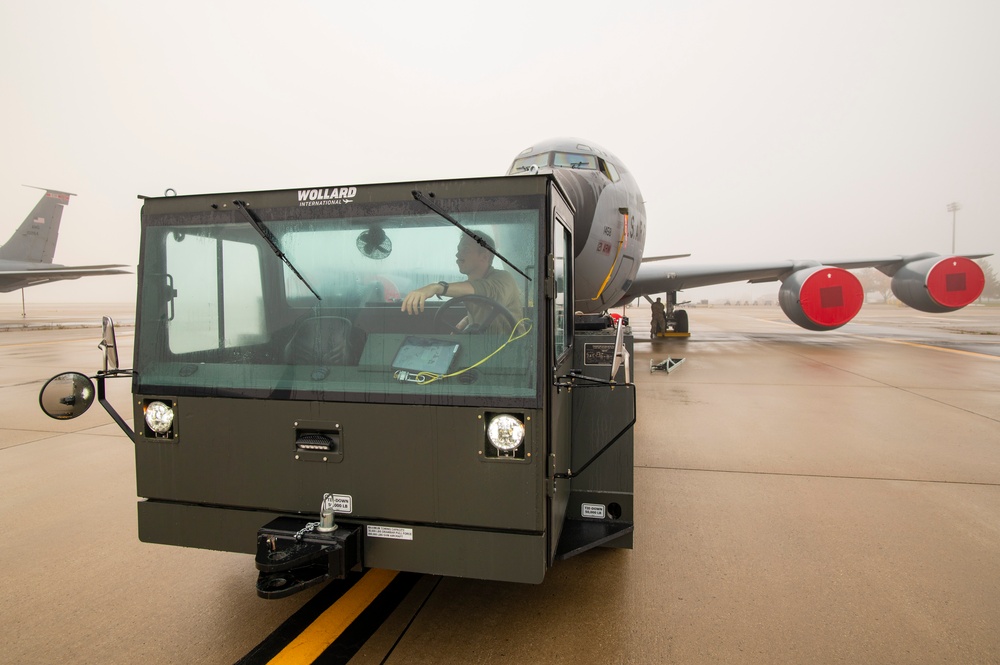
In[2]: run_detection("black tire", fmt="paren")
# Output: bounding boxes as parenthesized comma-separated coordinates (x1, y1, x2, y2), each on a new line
(673, 309, 689, 333)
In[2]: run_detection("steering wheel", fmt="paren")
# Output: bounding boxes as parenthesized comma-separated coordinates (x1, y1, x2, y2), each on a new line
(433, 294, 516, 334)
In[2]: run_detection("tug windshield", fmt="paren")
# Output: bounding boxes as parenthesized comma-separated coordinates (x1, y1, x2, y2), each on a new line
(135, 184, 544, 406)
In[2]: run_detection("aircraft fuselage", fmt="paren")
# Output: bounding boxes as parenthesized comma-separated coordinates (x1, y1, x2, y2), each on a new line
(507, 138, 988, 330)
(507, 138, 646, 314)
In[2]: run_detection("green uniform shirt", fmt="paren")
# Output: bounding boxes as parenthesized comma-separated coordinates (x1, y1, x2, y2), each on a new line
(467, 267, 523, 334)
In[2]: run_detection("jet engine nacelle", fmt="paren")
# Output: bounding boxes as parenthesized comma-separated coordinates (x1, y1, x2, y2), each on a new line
(778, 266, 865, 331)
(890, 255, 985, 313)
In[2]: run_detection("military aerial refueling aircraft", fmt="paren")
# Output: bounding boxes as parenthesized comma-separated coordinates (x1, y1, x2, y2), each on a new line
(0, 186, 130, 293)
(508, 138, 989, 332)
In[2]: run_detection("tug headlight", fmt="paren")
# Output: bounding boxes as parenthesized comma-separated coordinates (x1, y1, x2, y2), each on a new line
(144, 400, 175, 434)
(487, 414, 525, 452)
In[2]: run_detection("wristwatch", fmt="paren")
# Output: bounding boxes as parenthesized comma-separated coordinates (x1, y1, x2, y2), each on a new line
(437, 281, 449, 296)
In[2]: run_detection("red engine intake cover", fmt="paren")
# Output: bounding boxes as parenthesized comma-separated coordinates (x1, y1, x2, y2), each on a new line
(780, 266, 865, 330)
(799, 267, 864, 328)
(926, 256, 985, 309)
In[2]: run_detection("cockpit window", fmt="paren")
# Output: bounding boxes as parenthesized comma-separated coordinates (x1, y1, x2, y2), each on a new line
(552, 152, 598, 170)
(509, 153, 550, 174)
(508, 151, 600, 175)
(602, 161, 621, 182)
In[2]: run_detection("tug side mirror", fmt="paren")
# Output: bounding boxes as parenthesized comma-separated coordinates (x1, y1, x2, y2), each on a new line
(39, 372, 96, 420)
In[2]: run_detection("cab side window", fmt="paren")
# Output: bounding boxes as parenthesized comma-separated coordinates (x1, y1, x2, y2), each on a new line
(165, 234, 265, 354)
(553, 219, 572, 359)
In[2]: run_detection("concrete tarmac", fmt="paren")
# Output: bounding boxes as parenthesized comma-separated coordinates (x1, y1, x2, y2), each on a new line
(2, 303, 999, 663)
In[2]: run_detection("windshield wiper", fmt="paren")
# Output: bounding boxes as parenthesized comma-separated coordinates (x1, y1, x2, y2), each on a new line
(233, 200, 321, 301)
(411, 190, 532, 282)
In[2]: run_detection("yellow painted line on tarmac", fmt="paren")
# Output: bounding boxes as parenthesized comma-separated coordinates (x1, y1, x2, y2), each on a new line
(853, 335, 1000, 360)
(747, 319, 1000, 360)
(267, 568, 399, 664)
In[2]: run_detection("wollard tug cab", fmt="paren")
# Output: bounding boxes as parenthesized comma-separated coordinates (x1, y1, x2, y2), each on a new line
(40, 174, 636, 598)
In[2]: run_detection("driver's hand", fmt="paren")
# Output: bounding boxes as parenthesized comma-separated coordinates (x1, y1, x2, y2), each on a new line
(401, 284, 438, 315)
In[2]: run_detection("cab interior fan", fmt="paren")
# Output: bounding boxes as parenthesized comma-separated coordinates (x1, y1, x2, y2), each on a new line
(356, 226, 392, 259)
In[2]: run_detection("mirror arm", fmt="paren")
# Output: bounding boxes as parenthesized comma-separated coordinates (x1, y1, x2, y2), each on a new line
(96, 371, 135, 443)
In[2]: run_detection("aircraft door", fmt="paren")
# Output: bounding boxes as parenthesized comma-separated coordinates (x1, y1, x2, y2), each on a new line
(547, 200, 574, 564)
(603, 210, 638, 306)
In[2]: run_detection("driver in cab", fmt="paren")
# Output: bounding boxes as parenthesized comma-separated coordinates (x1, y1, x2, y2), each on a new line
(401, 232, 523, 333)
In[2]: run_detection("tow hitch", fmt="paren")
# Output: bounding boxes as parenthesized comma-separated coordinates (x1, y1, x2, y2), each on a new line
(254, 494, 361, 599)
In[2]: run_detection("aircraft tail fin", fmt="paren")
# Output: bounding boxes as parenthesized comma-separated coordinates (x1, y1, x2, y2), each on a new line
(0, 186, 77, 263)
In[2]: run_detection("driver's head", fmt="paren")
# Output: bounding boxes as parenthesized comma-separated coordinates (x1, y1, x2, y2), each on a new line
(456, 232, 495, 279)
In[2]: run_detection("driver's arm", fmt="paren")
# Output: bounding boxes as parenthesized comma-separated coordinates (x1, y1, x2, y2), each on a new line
(401, 280, 475, 315)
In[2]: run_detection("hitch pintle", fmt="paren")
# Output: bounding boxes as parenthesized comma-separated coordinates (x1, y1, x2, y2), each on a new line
(254, 515, 359, 599)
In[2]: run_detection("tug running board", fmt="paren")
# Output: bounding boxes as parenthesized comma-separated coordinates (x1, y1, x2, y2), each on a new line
(555, 519, 634, 561)
(255, 517, 361, 599)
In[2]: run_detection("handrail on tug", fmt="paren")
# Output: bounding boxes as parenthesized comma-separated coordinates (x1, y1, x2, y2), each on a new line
(551, 370, 636, 480)
(551, 314, 634, 480)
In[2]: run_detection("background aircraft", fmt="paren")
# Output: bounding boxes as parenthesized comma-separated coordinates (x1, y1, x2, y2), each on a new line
(0, 186, 130, 293)
(508, 138, 990, 333)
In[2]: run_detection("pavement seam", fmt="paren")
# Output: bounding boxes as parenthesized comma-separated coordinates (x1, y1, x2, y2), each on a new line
(639, 465, 1000, 488)
(774, 345, 1000, 424)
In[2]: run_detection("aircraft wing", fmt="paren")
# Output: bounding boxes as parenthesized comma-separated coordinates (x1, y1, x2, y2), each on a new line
(621, 251, 991, 332)
(0, 265, 131, 292)
(626, 260, 799, 295)
(624, 253, 991, 297)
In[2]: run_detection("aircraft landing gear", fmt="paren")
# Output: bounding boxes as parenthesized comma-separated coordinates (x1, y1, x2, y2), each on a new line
(647, 291, 691, 338)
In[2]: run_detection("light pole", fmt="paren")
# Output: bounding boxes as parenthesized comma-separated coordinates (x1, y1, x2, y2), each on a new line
(947, 202, 961, 254)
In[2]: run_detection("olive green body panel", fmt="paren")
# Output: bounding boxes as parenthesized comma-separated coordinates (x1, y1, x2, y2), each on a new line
(138, 501, 546, 583)
(138, 500, 282, 555)
(361, 522, 545, 583)
(134, 397, 545, 533)
(567, 329, 635, 549)
(547, 351, 574, 561)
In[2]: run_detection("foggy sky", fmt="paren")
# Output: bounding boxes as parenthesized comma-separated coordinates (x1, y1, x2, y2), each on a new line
(2, 0, 997, 304)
